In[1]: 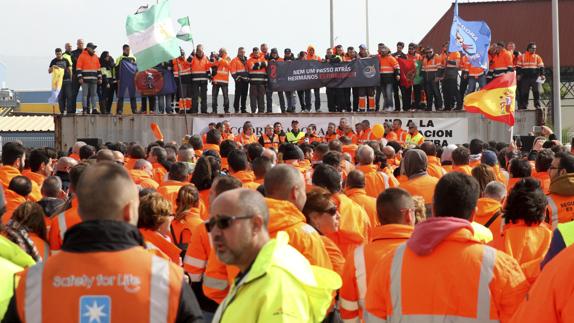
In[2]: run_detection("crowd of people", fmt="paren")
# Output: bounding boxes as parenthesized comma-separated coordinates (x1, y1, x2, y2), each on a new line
(1, 116, 572, 322)
(49, 39, 545, 115)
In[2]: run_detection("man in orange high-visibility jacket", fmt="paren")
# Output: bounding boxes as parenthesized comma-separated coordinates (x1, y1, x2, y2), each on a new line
(475, 181, 506, 237)
(227, 149, 259, 190)
(312, 164, 371, 256)
(421, 47, 443, 111)
(400, 149, 439, 213)
(420, 142, 446, 179)
(390, 119, 408, 144)
(148, 146, 169, 184)
(48, 163, 88, 251)
(344, 170, 379, 228)
(211, 48, 231, 113)
(517, 42, 545, 110)
(76, 43, 102, 114)
(157, 162, 191, 213)
(129, 159, 160, 190)
(173, 48, 193, 111)
(230, 47, 249, 113)
(533, 148, 553, 194)
(355, 145, 397, 198)
(546, 152, 574, 229)
(22, 148, 53, 188)
(510, 243, 574, 323)
(246, 47, 267, 113)
(2, 178, 29, 224)
(376, 46, 400, 112)
(4, 162, 203, 322)
(451, 146, 473, 175)
(0, 142, 41, 201)
(340, 188, 415, 321)
(366, 172, 529, 322)
(189, 44, 212, 113)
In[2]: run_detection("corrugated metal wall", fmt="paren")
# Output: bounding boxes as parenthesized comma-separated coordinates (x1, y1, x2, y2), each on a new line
(56, 111, 537, 151)
(0, 132, 55, 148)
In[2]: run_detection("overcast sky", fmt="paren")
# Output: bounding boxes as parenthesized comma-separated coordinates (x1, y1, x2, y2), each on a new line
(0, 0, 459, 90)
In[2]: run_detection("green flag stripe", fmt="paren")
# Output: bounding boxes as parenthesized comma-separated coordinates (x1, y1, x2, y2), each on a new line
(126, 0, 171, 36)
(135, 38, 180, 71)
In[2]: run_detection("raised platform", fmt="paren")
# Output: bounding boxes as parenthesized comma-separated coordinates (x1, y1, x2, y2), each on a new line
(54, 110, 536, 151)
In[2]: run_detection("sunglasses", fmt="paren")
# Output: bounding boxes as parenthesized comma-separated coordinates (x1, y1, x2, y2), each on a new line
(205, 214, 253, 232)
(323, 206, 338, 216)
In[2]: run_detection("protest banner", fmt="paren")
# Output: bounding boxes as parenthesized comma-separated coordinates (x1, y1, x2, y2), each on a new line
(268, 57, 380, 92)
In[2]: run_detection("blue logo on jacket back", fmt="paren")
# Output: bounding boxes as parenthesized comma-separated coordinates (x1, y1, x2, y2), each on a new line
(79, 295, 111, 323)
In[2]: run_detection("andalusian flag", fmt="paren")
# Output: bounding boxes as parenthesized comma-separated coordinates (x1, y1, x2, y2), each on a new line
(464, 73, 516, 126)
(176, 17, 193, 42)
(48, 67, 64, 104)
(126, 0, 180, 71)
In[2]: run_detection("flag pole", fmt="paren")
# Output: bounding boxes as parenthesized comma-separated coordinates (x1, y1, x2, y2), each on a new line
(551, 0, 561, 142)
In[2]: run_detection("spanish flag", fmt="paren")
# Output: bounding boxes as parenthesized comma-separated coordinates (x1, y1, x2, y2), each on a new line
(464, 73, 516, 126)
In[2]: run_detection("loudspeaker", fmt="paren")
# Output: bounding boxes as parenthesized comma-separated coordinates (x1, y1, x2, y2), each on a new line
(77, 138, 103, 148)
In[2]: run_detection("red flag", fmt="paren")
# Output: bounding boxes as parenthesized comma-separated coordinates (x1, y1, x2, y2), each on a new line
(397, 57, 415, 87)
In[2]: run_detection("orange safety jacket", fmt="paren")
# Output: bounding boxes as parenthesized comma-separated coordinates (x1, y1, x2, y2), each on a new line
(324, 132, 338, 143)
(48, 198, 81, 251)
(378, 54, 400, 77)
(16, 243, 182, 323)
(365, 226, 529, 322)
(124, 157, 136, 170)
(451, 164, 473, 176)
(355, 164, 395, 198)
(399, 174, 439, 208)
(151, 162, 168, 184)
(198, 189, 210, 220)
(157, 180, 187, 213)
(234, 132, 258, 145)
(391, 129, 408, 144)
(29, 232, 50, 262)
(474, 197, 504, 237)
(421, 54, 443, 79)
(547, 193, 574, 229)
(340, 224, 413, 321)
(357, 128, 373, 144)
(462, 55, 485, 78)
(190, 55, 211, 82)
(2, 189, 27, 224)
(183, 224, 211, 283)
(246, 54, 267, 85)
(509, 242, 574, 323)
(140, 228, 182, 265)
(426, 156, 447, 179)
(229, 56, 248, 80)
(258, 134, 280, 150)
(171, 208, 203, 246)
(533, 171, 551, 194)
(329, 193, 371, 246)
(516, 51, 544, 78)
(0, 165, 42, 201)
(22, 169, 46, 188)
(321, 235, 345, 277)
(231, 170, 260, 190)
(172, 56, 192, 80)
(490, 220, 552, 283)
(490, 49, 514, 77)
(336, 128, 358, 144)
(76, 50, 101, 81)
(345, 187, 379, 228)
(129, 169, 160, 190)
(212, 55, 231, 84)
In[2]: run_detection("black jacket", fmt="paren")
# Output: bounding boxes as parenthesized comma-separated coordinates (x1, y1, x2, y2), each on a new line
(2, 220, 204, 323)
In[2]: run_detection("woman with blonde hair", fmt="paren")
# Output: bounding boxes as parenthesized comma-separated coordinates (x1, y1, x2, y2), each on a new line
(137, 192, 181, 264)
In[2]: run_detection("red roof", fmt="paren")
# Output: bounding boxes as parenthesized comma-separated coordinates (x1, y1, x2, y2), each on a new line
(419, 0, 574, 67)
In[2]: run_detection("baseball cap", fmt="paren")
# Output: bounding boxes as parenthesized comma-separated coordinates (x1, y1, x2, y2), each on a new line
(86, 42, 97, 50)
(481, 150, 498, 166)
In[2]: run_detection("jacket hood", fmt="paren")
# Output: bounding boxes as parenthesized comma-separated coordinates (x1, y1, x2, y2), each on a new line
(372, 224, 414, 241)
(474, 198, 502, 222)
(266, 198, 306, 233)
(549, 173, 574, 196)
(407, 217, 474, 256)
(245, 232, 342, 322)
(403, 149, 428, 178)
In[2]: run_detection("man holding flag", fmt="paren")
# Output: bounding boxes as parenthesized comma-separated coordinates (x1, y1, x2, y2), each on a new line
(48, 48, 72, 114)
